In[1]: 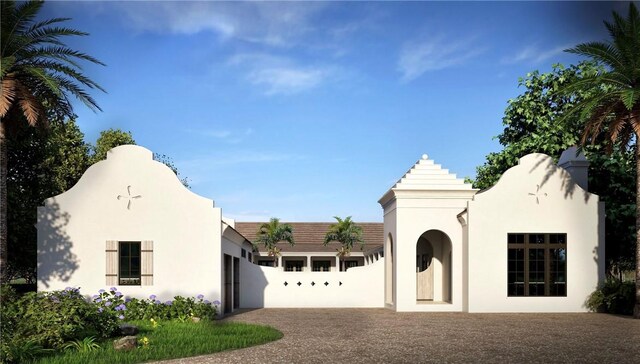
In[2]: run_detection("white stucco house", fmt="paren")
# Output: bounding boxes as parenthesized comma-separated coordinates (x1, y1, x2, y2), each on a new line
(37, 145, 604, 314)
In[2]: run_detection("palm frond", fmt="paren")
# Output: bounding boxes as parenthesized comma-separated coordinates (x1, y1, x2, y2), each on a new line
(566, 42, 624, 70)
(15, 80, 41, 125)
(0, 76, 17, 117)
(0, 0, 105, 123)
(620, 88, 640, 110)
(0, 56, 16, 79)
(2, 1, 44, 53)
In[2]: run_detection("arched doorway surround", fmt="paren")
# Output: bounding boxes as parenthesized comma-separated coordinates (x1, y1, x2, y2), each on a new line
(416, 230, 452, 303)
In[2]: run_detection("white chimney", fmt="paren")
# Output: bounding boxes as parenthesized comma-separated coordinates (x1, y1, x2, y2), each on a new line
(558, 146, 590, 191)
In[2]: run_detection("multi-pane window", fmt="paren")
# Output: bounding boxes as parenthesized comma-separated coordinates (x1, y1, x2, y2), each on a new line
(257, 260, 274, 267)
(285, 260, 304, 272)
(312, 260, 331, 272)
(344, 260, 360, 270)
(241, 249, 246, 258)
(508, 233, 566, 297)
(119, 241, 141, 285)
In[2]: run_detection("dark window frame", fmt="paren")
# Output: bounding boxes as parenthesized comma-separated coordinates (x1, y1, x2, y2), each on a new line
(507, 233, 567, 297)
(312, 260, 331, 272)
(284, 260, 304, 272)
(119, 241, 141, 286)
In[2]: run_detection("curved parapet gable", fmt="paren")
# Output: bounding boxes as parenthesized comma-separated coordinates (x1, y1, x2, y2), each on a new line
(37, 144, 223, 301)
(467, 152, 604, 313)
(43, 144, 214, 209)
(476, 153, 593, 202)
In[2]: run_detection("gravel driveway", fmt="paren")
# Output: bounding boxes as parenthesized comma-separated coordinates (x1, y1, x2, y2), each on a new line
(157, 308, 639, 364)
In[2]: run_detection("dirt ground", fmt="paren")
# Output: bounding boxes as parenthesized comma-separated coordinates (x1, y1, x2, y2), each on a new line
(158, 308, 640, 364)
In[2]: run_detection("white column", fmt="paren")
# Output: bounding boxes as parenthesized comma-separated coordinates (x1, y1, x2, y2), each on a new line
(278, 255, 283, 270)
(306, 255, 311, 272)
(336, 256, 340, 272)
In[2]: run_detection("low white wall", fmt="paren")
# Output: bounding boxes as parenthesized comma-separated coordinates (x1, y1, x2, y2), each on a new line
(240, 259, 384, 308)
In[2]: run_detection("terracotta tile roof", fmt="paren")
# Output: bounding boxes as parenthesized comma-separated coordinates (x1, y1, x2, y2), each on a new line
(235, 222, 384, 254)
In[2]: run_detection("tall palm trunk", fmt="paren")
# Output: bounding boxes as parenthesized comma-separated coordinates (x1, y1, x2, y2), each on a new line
(0, 120, 7, 283)
(635, 140, 640, 318)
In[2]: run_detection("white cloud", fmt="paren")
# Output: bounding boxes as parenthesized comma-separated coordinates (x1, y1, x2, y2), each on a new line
(180, 152, 306, 169)
(113, 2, 326, 47)
(229, 53, 331, 95)
(248, 67, 327, 95)
(185, 128, 253, 143)
(501, 44, 567, 65)
(398, 35, 485, 82)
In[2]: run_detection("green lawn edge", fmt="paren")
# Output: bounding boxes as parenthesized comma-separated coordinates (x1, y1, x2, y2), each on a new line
(34, 320, 283, 364)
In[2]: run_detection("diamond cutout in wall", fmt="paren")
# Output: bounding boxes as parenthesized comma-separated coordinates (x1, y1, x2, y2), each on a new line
(297, 282, 302, 286)
(324, 282, 329, 286)
(311, 281, 315, 286)
(339, 281, 343, 286)
(284, 281, 288, 286)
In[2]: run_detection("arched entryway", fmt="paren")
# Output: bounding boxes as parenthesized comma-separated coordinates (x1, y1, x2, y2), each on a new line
(416, 230, 452, 303)
(385, 233, 394, 306)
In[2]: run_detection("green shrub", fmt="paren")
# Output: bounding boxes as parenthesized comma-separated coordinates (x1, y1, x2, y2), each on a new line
(0, 286, 220, 362)
(586, 279, 634, 315)
(2, 287, 120, 351)
(119, 293, 218, 321)
(62, 336, 101, 353)
(1, 338, 52, 364)
(1, 285, 20, 350)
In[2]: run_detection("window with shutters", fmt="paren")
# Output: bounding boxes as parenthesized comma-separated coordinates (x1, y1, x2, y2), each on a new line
(106, 240, 153, 286)
(119, 241, 141, 285)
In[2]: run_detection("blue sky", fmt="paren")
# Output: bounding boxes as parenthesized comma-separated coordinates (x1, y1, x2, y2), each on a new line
(41, 1, 626, 222)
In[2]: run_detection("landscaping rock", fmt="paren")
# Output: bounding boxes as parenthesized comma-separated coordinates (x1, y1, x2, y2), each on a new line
(191, 316, 201, 323)
(119, 323, 139, 335)
(113, 336, 138, 351)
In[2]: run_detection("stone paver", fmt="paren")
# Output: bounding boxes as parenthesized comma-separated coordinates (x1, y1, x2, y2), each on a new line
(157, 308, 640, 364)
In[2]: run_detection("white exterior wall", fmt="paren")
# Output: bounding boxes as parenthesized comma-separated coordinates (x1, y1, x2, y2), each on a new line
(392, 196, 471, 312)
(240, 260, 384, 308)
(467, 154, 605, 312)
(383, 201, 397, 307)
(37, 145, 223, 303)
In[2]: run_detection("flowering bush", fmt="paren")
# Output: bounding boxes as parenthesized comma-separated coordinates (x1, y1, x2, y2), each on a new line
(90, 287, 126, 335)
(0, 285, 220, 362)
(122, 293, 219, 321)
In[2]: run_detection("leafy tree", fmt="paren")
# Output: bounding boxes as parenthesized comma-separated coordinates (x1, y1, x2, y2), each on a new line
(474, 61, 636, 280)
(0, 0, 105, 282)
(323, 216, 364, 271)
(153, 153, 190, 188)
(255, 218, 295, 266)
(7, 116, 89, 282)
(89, 129, 190, 187)
(89, 128, 135, 164)
(558, 3, 640, 318)
(475, 62, 602, 190)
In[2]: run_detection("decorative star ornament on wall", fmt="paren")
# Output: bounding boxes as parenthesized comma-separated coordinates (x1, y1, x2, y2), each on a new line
(117, 185, 142, 210)
(528, 184, 547, 204)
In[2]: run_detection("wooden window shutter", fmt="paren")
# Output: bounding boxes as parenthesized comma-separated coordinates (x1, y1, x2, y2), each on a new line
(141, 240, 154, 286)
(105, 240, 118, 286)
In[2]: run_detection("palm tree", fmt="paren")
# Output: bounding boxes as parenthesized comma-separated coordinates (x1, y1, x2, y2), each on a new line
(559, 3, 640, 318)
(323, 216, 364, 271)
(255, 218, 295, 267)
(0, 1, 105, 282)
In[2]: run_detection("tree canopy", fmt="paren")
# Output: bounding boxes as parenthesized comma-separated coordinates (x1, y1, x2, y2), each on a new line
(323, 216, 364, 271)
(1, 0, 105, 282)
(255, 218, 295, 263)
(473, 61, 635, 278)
(557, 2, 640, 318)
